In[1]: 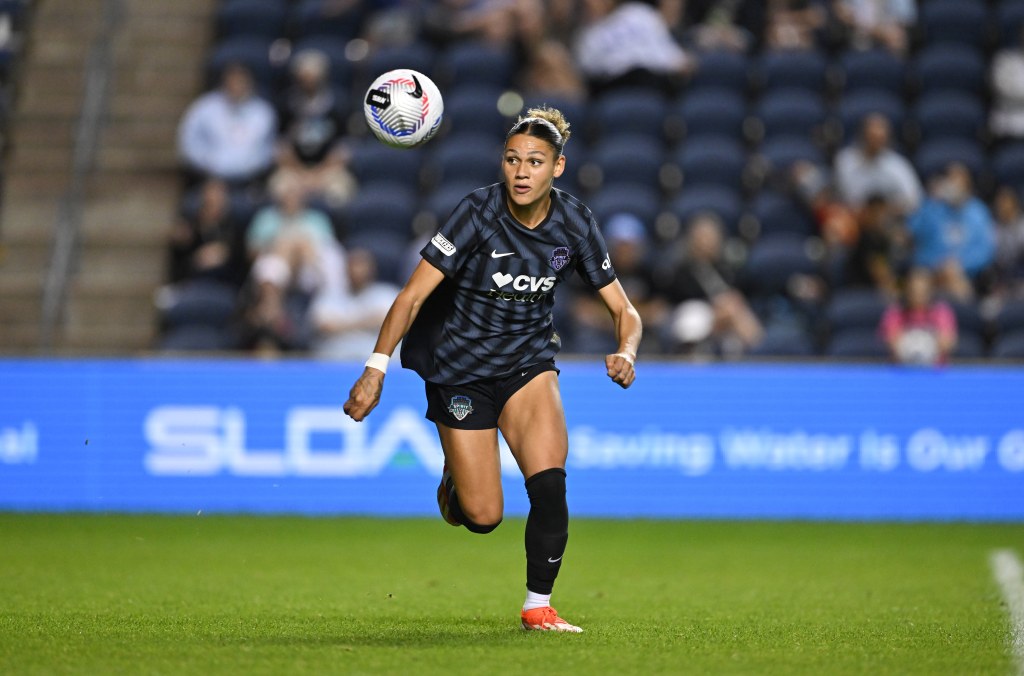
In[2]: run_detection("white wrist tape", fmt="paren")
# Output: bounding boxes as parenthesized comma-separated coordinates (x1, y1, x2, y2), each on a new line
(615, 352, 635, 366)
(364, 352, 390, 374)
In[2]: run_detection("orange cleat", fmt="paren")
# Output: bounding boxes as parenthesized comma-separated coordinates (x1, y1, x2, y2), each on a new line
(520, 606, 583, 633)
(436, 465, 461, 527)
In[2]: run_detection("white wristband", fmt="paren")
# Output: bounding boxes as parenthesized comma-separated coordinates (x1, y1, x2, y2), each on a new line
(364, 352, 390, 374)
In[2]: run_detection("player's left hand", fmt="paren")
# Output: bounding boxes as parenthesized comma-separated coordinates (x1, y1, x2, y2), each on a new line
(605, 352, 635, 389)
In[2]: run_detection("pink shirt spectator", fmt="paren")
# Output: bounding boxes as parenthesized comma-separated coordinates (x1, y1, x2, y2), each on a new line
(880, 302, 957, 363)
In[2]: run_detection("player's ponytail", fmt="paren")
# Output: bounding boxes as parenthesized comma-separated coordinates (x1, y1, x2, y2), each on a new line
(507, 106, 571, 156)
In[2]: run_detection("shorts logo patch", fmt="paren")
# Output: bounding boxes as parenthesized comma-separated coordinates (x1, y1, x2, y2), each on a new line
(447, 395, 474, 421)
(431, 232, 456, 257)
(549, 246, 571, 271)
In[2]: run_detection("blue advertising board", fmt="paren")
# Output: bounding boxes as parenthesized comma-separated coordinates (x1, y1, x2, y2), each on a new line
(0, 359, 1022, 520)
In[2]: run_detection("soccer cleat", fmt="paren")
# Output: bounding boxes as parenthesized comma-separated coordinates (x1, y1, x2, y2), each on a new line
(436, 464, 461, 527)
(520, 606, 583, 633)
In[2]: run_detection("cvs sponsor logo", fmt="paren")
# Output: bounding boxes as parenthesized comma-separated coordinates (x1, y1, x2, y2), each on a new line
(491, 272, 556, 292)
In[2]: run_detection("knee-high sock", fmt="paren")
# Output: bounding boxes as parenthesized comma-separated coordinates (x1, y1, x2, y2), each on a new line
(524, 468, 568, 595)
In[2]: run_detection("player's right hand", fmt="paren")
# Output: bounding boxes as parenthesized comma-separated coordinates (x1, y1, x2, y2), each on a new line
(343, 369, 385, 421)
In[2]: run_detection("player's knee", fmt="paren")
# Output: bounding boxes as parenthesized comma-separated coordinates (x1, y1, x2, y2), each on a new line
(459, 500, 503, 534)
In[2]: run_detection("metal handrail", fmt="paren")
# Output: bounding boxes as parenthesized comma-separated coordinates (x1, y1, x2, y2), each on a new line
(39, 0, 122, 352)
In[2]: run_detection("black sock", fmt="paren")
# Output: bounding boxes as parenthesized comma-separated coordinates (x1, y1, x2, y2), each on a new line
(524, 468, 568, 595)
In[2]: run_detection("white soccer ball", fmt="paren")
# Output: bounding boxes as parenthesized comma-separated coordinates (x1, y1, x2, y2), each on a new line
(363, 69, 444, 149)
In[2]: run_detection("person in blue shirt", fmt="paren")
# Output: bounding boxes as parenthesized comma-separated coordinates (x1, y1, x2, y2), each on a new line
(909, 162, 996, 300)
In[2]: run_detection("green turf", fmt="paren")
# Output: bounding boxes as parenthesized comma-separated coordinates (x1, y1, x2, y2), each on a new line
(0, 514, 1020, 675)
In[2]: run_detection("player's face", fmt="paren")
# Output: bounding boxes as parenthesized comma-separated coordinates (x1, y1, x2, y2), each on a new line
(503, 134, 565, 210)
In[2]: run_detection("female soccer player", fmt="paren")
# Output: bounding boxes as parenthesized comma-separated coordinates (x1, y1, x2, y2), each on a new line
(343, 107, 642, 633)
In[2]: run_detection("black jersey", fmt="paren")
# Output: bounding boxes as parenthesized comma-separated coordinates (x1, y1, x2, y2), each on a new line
(401, 183, 617, 385)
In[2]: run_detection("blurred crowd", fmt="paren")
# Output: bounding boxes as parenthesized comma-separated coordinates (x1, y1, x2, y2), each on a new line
(161, 0, 1024, 364)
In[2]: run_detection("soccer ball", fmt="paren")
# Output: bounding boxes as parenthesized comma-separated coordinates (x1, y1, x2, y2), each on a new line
(363, 69, 444, 149)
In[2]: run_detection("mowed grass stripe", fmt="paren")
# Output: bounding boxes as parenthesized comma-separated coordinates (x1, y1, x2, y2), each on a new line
(0, 515, 1020, 675)
(991, 549, 1024, 676)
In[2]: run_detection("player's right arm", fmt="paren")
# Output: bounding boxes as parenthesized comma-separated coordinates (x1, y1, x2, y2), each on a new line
(343, 259, 445, 422)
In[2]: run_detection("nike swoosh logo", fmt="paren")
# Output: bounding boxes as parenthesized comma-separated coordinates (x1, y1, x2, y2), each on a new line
(408, 74, 423, 98)
(548, 556, 562, 563)
(521, 371, 528, 377)
(491, 250, 514, 258)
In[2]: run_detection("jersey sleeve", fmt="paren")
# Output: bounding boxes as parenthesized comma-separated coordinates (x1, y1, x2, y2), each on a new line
(419, 195, 481, 278)
(574, 210, 617, 290)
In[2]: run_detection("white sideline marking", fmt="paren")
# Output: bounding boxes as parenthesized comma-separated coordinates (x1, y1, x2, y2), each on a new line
(990, 549, 1024, 676)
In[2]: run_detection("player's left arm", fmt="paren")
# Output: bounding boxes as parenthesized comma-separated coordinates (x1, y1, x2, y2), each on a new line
(596, 279, 642, 389)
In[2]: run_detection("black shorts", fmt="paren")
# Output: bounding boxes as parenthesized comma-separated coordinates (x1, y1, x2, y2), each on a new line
(424, 360, 560, 430)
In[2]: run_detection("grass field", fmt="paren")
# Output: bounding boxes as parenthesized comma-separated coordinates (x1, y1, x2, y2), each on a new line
(0, 514, 1021, 675)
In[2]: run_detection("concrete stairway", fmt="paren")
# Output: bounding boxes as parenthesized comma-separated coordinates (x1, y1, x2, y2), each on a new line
(0, 0, 216, 354)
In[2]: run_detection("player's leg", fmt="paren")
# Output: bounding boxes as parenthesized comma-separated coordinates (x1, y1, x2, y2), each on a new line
(498, 370, 581, 632)
(435, 423, 504, 533)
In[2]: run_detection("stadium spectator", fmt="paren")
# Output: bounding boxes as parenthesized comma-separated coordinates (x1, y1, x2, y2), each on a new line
(845, 193, 903, 297)
(832, 0, 916, 56)
(310, 249, 399, 360)
(566, 213, 670, 354)
(791, 160, 858, 248)
(520, 38, 587, 104)
(880, 268, 957, 365)
(167, 178, 247, 287)
(764, 0, 828, 51)
(987, 185, 1024, 301)
(574, 0, 694, 96)
(834, 113, 922, 216)
(678, 0, 765, 52)
(276, 50, 356, 207)
(908, 162, 995, 301)
(240, 170, 347, 355)
(990, 25, 1024, 142)
(177, 62, 277, 186)
(660, 212, 763, 356)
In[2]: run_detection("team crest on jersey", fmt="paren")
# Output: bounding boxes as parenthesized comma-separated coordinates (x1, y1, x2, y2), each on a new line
(549, 246, 571, 271)
(448, 395, 474, 421)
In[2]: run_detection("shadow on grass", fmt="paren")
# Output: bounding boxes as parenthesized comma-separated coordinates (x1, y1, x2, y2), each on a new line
(213, 615, 547, 649)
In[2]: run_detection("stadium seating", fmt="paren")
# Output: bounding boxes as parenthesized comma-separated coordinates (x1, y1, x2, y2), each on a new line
(589, 89, 670, 142)
(754, 89, 827, 140)
(748, 323, 816, 357)
(914, 137, 987, 180)
(291, 0, 364, 41)
(747, 191, 815, 238)
(442, 87, 509, 139)
(825, 329, 890, 359)
(754, 49, 828, 94)
(348, 141, 425, 188)
(839, 49, 906, 96)
(216, 0, 288, 41)
(427, 134, 502, 186)
(911, 91, 986, 143)
(689, 50, 749, 92)
(991, 330, 1024, 359)
(836, 89, 906, 142)
(996, 0, 1024, 47)
(824, 288, 889, 334)
(177, 0, 1024, 363)
(918, 0, 990, 49)
(586, 134, 666, 188)
(438, 41, 515, 89)
(586, 182, 663, 226)
(672, 88, 747, 140)
(911, 44, 987, 97)
(668, 185, 744, 235)
(673, 135, 746, 191)
(741, 234, 819, 298)
(340, 182, 418, 238)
